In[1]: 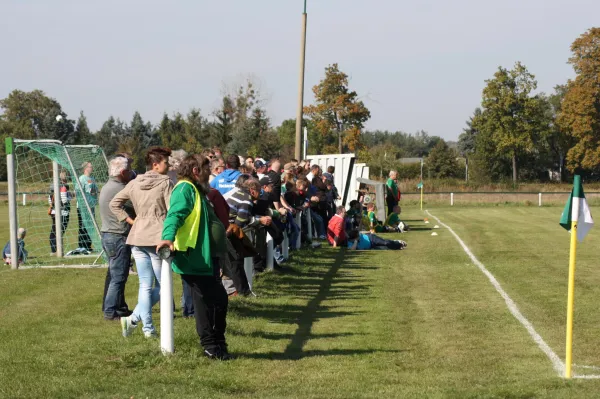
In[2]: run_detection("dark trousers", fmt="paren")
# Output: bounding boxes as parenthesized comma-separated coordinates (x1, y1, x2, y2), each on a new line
(254, 223, 284, 271)
(386, 197, 398, 217)
(182, 261, 228, 351)
(367, 233, 402, 250)
(49, 214, 70, 253)
(77, 208, 94, 250)
(225, 236, 251, 295)
(101, 232, 131, 317)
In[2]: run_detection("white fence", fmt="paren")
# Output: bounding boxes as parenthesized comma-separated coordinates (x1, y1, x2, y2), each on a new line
(306, 153, 369, 205)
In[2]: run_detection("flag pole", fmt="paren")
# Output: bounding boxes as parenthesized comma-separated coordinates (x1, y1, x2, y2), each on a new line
(565, 218, 578, 378)
(420, 185, 423, 211)
(564, 176, 581, 379)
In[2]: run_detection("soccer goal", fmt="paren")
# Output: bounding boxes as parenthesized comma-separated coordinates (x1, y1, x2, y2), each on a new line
(5, 138, 109, 269)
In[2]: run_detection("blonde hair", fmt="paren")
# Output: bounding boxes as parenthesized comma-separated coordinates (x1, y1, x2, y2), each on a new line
(17, 228, 26, 239)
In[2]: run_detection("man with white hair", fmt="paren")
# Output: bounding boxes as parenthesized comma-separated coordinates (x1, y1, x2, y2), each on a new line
(99, 156, 135, 321)
(386, 170, 401, 216)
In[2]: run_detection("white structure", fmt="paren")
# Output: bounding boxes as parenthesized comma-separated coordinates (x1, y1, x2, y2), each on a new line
(306, 153, 370, 205)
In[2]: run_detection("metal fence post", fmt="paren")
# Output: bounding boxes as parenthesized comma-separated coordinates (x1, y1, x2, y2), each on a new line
(282, 231, 289, 260)
(306, 208, 313, 240)
(244, 230, 254, 292)
(160, 258, 174, 355)
(451, 192, 454, 206)
(6, 137, 19, 270)
(53, 162, 63, 257)
(539, 193, 542, 207)
(266, 233, 274, 270)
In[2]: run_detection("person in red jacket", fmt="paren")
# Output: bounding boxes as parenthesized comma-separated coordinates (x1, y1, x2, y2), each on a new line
(327, 206, 347, 247)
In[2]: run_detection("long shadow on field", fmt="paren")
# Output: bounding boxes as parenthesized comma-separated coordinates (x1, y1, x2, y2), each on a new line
(281, 250, 363, 359)
(234, 249, 385, 360)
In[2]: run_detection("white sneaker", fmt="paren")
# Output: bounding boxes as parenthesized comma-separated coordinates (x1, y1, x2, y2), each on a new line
(121, 316, 138, 337)
(395, 240, 407, 249)
(144, 331, 158, 339)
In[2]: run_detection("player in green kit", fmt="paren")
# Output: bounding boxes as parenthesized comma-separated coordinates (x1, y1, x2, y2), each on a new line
(385, 205, 409, 233)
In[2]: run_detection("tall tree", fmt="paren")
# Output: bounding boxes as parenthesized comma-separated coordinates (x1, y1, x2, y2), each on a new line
(475, 62, 545, 182)
(557, 28, 600, 173)
(458, 108, 482, 181)
(184, 108, 208, 153)
(426, 140, 460, 178)
(156, 113, 186, 151)
(74, 111, 91, 145)
(0, 89, 75, 142)
(304, 63, 371, 154)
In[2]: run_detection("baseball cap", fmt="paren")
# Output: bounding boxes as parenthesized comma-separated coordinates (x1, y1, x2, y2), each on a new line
(259, 176, 273, 186)
(254, 159, 267, 169)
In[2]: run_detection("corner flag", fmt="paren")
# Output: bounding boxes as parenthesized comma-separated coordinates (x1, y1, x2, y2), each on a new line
(561, 175, 593, 378)
(559, 175, 594, 242)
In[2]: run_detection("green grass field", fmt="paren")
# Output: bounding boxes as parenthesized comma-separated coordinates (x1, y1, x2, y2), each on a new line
(2, 206, 600, 398)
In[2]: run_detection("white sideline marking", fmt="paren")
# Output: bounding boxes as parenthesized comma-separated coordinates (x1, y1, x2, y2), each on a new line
(425, 210, 566, 377)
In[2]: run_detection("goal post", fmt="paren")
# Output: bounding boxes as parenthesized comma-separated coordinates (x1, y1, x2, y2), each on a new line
(6, 139, 110, 268)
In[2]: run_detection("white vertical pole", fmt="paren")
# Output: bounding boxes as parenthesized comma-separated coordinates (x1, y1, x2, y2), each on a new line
(22, 194, 26, 206)
(451, 192, 454, 206)
(244, 230, 254, 291)
(539, 193, 542, 207)
(160, 259, 174, 355)
(303, 126, 308, 160)
(282, 232, 289, 260)
(6, 138, 19, 270)
(53, 162, 63, 257)
(266, 233, 274, 270)
(295, 211, 302, 249)
(306, 208, 313, 240)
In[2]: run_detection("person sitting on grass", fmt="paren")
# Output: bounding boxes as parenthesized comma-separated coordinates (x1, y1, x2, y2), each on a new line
(327, 206, 347, 248)
(346, 200, 362, 230)
(3, 228, 28, 265)
(347, 229, 407, 251)
(367, 203, 387, 233)
(385, 205, 409, 233)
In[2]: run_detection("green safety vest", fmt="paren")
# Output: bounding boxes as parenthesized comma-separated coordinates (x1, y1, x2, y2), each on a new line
(173, 180, 201, 252)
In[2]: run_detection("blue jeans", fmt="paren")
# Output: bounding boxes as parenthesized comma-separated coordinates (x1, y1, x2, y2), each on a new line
(287, 212, 300, 249)
(102, 233, 131, 318)
(311, 210, 326, 237)
(130, 246, 162, 333)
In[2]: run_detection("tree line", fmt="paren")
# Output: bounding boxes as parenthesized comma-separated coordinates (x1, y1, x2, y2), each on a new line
(1, 27, 598, 183)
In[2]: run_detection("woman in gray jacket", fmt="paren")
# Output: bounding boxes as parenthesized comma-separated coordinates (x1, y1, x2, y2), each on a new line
(110, 147, 173, 338)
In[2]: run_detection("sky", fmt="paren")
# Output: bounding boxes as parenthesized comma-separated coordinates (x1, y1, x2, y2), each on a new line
(1, 0, 599, 141)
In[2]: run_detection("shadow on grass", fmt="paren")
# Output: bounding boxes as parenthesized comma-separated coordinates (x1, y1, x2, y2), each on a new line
(230, 249, 384, 360)
(237, 348, 407, 360)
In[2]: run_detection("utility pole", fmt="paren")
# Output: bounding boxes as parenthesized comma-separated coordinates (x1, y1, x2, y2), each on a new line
(294, 0, 308, 161)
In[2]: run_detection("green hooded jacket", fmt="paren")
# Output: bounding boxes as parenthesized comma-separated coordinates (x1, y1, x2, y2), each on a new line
(161, 180, 213, 276)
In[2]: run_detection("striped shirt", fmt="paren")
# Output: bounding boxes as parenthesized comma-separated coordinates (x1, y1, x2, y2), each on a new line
(226, 189, 254, 227)
(48, 184, 72, 217)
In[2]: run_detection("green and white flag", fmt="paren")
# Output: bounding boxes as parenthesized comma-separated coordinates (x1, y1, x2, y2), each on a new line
(560, 175, 594, 242)
(417, 182, 423, 189)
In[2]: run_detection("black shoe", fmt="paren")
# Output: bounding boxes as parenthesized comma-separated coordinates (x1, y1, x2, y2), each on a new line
(116, 309, 133, 317)
(203, 347, 232, 361)
(220, 346, 234, 361)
